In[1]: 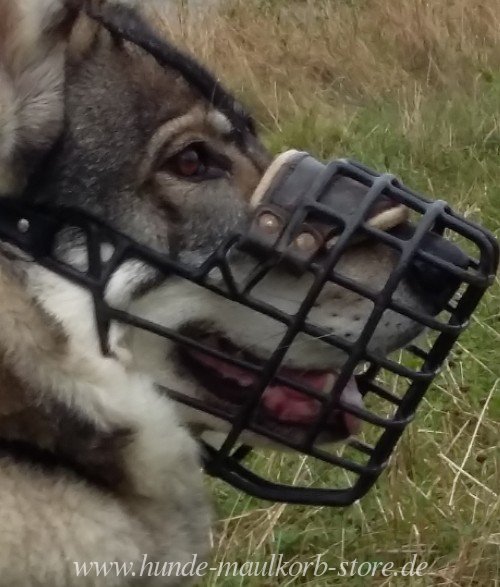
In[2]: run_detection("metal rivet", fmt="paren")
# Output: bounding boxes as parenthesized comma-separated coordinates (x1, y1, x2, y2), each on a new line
(17, 219, 30, 233)
(258, 212, 281, 234)
(294, 231, 318, 252)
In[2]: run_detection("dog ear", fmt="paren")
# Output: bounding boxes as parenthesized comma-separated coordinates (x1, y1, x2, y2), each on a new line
(0, 0, 86, 194)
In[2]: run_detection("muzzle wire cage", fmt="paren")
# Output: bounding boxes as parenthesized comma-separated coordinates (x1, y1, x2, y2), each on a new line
(0, 158, 497, 506)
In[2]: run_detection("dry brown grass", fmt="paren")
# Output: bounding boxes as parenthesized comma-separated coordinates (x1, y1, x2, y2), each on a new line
(156, 0, 500, 122)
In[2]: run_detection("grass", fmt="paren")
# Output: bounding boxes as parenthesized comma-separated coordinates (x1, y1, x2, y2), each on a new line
(157, 1, 500, 584)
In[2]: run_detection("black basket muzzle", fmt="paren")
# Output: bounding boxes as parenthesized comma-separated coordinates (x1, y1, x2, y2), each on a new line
(0, 153, 497, 506)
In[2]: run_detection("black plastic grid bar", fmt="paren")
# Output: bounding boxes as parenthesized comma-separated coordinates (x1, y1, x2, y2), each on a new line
(0, 158, 497, 506)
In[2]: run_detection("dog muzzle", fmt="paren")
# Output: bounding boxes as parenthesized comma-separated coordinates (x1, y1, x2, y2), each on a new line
(0, 152, 497, 506)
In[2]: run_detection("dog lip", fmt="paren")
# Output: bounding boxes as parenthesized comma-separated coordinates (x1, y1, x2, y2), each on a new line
(178, 333, 363, 436)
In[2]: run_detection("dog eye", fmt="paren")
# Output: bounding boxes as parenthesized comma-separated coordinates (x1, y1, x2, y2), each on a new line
(167, 144, 229, 181)
(175, 148, 204, 177)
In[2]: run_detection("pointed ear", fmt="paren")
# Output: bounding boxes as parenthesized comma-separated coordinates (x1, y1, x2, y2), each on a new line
(0, 0, 84, 194)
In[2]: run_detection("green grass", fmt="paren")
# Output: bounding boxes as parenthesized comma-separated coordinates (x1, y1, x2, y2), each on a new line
(184, 3, 500, 585)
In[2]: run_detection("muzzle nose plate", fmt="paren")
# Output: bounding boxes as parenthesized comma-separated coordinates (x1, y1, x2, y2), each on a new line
(247, 150, 409, 271)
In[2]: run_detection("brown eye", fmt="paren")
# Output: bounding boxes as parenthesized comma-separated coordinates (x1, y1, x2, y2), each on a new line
(175, 148, 203, 177)
(164, 143, 230, 181)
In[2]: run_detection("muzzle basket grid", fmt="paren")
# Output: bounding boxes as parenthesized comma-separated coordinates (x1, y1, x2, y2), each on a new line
(0, 159, 497, 506)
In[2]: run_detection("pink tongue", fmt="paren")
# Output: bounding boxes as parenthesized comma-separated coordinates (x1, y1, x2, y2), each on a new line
(263, 374, 363, 433)
(261, 372, 330, 424)
(188, 349, 360, 429)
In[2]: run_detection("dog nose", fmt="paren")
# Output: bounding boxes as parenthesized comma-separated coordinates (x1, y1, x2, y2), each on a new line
(393, 225, 470, 312)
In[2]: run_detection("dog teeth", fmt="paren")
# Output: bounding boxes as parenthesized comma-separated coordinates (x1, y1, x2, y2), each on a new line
(367, 204, 409, 231)
(325, 235, 339, 249)
(321, 373, 336, 393)
(222, 373, 255, 387)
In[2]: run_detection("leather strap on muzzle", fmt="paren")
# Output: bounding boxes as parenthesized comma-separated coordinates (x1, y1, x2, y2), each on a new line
(245, 150, 408, 271)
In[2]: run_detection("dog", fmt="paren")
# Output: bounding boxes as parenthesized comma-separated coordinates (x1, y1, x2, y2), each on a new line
(0, 1, 450, 585)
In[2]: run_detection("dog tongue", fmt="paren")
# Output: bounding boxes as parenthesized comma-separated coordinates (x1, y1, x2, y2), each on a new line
(261, 371, 332, 424)
(188, 349, 361, 432)
(261, 372, 362, 434)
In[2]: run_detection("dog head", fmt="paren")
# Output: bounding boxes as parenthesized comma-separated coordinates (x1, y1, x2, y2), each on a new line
(0, 0, 463, 447)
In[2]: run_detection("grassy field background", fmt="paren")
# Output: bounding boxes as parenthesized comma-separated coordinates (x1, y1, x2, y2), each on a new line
(161, 1, 500, 584)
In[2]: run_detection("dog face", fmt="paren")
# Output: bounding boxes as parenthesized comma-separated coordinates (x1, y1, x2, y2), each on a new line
(0, 1, 445, 446)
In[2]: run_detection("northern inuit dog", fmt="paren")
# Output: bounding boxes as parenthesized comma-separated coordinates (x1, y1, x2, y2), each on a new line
(0, 1, 452, 585)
